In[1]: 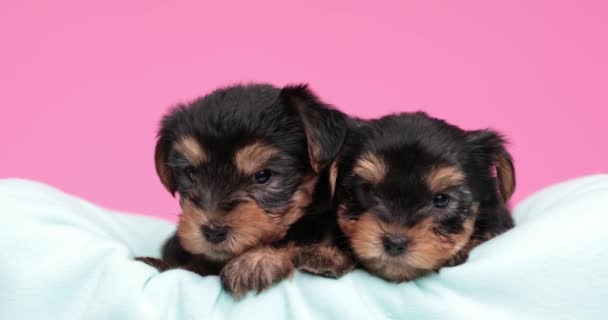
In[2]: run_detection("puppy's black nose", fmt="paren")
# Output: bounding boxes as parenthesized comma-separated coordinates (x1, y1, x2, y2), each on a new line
(382, 235, 409, 256)
(202, 225, 230, 244)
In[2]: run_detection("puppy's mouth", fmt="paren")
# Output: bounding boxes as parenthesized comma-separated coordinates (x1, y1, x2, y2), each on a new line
(357, 248, 421, 282)
(353, 233, 443, 282)
(196, 231, 248, 262)
(201, 246, 236, 262)
(357, 237, 462, 282)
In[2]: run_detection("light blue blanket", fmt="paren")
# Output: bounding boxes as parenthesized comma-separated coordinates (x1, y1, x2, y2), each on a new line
(1, 175, 607, 319)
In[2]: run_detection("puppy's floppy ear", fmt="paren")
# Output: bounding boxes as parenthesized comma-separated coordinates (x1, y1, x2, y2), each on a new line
(154, 136, 177, 195)
(280, 84, 347, 173)
(328, 160, 339, 198)
(154, 105, 190, 196)
(466, 129, 516, 203)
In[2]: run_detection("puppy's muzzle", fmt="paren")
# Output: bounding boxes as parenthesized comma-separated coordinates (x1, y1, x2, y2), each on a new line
(382, 234, 409, 256)
(202, 224, 230, 244)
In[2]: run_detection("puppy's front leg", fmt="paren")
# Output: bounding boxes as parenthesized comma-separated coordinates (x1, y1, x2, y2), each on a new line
(443, 232, 497, 268)
(135, 257, 173, 271)
(135, 256, 220, 276)
(292, 245, 355, 278)
(220, 246, 295, 299)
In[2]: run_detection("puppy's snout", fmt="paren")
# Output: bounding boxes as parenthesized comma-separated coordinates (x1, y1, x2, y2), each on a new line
(202, 224, 230, 244)
(382, 234, 409, 256)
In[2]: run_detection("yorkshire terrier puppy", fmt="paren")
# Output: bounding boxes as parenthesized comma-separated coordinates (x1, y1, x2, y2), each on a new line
(327, 112, 516, 282)
(137, 83, 347, 298)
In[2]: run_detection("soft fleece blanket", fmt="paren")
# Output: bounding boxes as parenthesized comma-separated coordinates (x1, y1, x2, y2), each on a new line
(1, 175, 607, 319)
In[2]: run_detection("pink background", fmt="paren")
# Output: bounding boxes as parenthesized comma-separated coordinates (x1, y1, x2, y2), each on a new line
(1, 1, 606, 222)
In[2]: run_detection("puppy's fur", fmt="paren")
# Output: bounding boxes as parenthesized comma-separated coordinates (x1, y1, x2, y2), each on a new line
(139, 83, 347, 297)
(316, 112, 516, 282)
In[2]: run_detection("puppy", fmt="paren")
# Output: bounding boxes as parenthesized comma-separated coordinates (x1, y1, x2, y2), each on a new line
(138, 83, 347, 297)
(329, 112, 516, 282)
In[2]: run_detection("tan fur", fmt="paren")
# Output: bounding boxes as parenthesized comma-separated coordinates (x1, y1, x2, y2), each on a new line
(471, 201, 480, 214)
(177, 175, 316, 263)
(293, 244, 355, 278)
(426, 165, 465, 193)
(173, 135, 206, 165)
(353, 153, 387, 185)
(220, 246, 295, 299)
(154, 142, 175, 192)
(336, 203, 355, 235)
(289, 98, 324, 173)
(218, 173, 323, 298)
(338, 211, 476, 282)
(290, 174, 318, 209)
(464, 230, 499, 255)
(328, 160, 339, 198)
(234, 142, 280, 175)
(496, 154, 515, 202)
(304, 127, 323, 173)
(223, 201, 296, 255)
(176, 199, 215, 256)
(408, 217, 475, 268)
(443, 227, 492, 267)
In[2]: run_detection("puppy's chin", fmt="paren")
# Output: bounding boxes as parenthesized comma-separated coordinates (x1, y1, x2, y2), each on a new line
(359, 256, 426, 283)
(174, 228, 252, 263)
(199, 247, 238, 263)
(358, 247, 453, 282)
(174, 228, 235, 263)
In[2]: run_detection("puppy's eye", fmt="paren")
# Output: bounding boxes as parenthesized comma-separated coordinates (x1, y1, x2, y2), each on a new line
(355, 183, 379, 208)
(432, 193, 450, 208)
(253, 169, 272, 184)
(184, 167, 198, 182)
(361, 183, 377, 197)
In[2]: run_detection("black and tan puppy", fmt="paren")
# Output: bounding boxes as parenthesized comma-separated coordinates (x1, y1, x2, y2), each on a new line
(330, 112, 516, 282)
(138, 83, 347, 297)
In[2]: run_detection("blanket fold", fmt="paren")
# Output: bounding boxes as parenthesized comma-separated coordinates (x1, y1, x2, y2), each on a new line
(1, 175, 607, 320)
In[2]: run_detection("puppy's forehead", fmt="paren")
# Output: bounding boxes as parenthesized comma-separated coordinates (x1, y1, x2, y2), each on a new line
(189, 85, 302, 139)
(174, 135, 206, 165)
(234, 141, 281, 175)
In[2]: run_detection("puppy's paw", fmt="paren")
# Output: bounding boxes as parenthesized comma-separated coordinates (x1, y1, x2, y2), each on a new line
(293, 245, 355, 278)
(220, 247, 294, 299)
(443, 234, 495, 269)
(443, 249, 470, 268)
(135, 257, 172, 271)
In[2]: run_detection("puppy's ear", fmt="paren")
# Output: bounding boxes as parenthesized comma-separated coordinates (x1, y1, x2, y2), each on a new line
(280, 84, 347, 173)
(329, 160, 339, 198)
(154, 137, 177, 195)
(466, 130, 516, 203)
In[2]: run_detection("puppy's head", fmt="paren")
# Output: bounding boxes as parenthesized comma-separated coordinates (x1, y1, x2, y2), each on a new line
(335, 112, 515, 281)
(155, 84, 346, 263)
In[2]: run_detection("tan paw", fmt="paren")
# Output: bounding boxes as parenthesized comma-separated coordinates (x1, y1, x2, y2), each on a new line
(220, 247, 294, 299)
(443, 250, 470, 268)
(293, 245, 355, 278)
